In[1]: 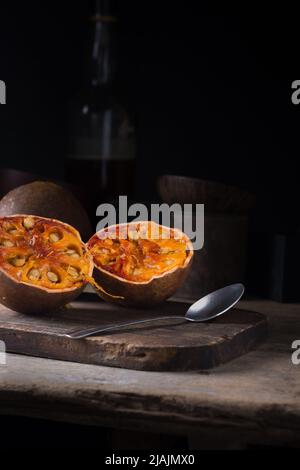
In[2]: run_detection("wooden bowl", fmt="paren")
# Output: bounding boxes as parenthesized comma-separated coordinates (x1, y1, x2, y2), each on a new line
(157, 175, 255, 214)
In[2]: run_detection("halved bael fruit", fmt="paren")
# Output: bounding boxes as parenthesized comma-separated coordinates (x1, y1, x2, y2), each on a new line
(87, 221, 194, 307)
(0, 215, 93, 313)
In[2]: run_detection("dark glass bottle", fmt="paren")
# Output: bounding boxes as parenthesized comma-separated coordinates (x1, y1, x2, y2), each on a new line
(65, 0, 135, 217)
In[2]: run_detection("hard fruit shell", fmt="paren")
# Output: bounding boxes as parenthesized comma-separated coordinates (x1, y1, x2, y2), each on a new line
(0, 181, 93, 241)
(0, 270, 85, 314)
(88, 222, 194, 307)
(0, 215, 93, 314)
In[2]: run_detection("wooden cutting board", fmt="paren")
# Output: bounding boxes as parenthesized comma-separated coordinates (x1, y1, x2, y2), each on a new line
(0, 300, 267, 371)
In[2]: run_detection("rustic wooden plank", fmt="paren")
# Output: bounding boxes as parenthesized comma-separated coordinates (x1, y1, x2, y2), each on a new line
(0, 299, 299, 447)
(0, 346, 299, 445)
(0, 301, 267, 371)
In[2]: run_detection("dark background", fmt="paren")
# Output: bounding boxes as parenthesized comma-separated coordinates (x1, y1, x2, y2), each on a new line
(0, 3, 299, 295)
(0, 3, 299, 449)
(0, 5, 298, 220)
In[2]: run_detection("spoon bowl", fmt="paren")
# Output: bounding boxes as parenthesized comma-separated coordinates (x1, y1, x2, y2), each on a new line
(185, 283, 245, 322)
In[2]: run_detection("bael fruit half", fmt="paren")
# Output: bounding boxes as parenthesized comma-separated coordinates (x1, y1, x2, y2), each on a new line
(87, 221, 194, 307)
(0, 215, 93, 313)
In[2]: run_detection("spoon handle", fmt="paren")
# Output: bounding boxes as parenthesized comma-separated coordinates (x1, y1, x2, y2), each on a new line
(64, 316, 185, 339)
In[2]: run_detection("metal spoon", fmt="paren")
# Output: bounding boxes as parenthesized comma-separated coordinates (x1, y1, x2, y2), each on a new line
(65, 283, 245, 339)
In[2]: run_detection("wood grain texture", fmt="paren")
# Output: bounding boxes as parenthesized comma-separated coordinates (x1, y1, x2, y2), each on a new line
(0, 301, 267, 371)
(0, 300, 299, 447)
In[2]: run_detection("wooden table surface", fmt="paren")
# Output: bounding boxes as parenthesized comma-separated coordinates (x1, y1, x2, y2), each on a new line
(0, 298, 299, 448)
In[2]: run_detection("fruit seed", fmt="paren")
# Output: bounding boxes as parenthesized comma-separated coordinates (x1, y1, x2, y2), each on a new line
(49, 232, 62, 243)
(23, 217, 35, 230)
(67, 266, 80, 278)
(10, 256, 26, 267)
(66, 248, 80, 259)
(47, 271, 59, 283)
(7, 228, 18, 235)
(1, 239, 14, 248)
(28, 268, 41, 281)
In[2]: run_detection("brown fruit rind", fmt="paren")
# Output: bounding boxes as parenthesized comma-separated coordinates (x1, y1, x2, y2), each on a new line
(0, 269, 86, 314)
(0, 181, 93, 241)
(87, 221, 194, 307)
(0, 215, 93, 313)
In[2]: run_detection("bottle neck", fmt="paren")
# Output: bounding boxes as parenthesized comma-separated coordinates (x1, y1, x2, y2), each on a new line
(91, 22, 113, 88)
(90, 1, 117, 89)
(81, 1, 118, 112)
(94, 0, 114, 18)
